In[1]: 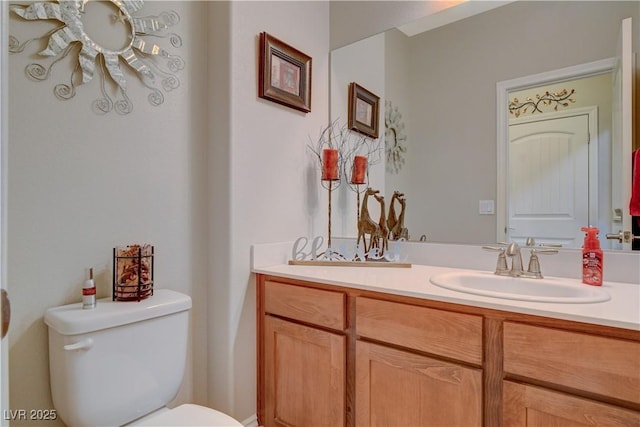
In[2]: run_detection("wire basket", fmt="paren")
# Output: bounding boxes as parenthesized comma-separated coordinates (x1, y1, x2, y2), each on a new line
(113, 244, 154, 301)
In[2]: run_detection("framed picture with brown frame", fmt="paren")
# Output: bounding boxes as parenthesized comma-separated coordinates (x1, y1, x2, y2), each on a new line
(258, 32, 312, 113)
(348, 82, 380, 138)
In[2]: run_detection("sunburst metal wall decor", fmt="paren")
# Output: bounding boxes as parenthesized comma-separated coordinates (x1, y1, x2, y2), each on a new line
(509, 89, 576, 118)
(9, 0, 184, 115)
(385, 100, 407, 174)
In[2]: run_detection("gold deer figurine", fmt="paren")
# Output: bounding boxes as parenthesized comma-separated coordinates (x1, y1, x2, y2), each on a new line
(387, 191, 402, 239)
(373, 193, 389, 253)
(357, 188, 380, 254)
(389, 191, 408, 240)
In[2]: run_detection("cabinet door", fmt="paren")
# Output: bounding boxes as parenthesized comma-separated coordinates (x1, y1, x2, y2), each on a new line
(264, 316, 346, 427)
(356, 340, 482, 427)
(503, 381, 640, 427)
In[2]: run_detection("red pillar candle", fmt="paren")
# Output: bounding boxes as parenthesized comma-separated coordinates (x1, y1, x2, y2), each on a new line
(322, 148, 339, 180)
(350, 155, 367, 184)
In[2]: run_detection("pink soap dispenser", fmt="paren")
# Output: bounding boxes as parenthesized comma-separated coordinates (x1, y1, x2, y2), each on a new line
(581, 226, 603, 286)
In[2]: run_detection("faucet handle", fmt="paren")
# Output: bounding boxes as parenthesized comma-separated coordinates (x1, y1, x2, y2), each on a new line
(483, 246, 509, 275)
(527, 251, 543, 278)
(534, 248, 559, 254)
(526, 248, 558, 278)
(525, 237, 563, 248)
(482, 245, 506, 251)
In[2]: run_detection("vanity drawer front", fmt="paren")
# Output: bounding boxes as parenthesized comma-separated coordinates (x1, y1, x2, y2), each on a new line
(264, 280, 346, 331)
(355, 297, 483, 365)
(504, 322, 640, 404)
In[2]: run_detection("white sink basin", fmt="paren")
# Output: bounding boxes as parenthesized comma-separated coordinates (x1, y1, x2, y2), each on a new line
(429, 271, 610, 303)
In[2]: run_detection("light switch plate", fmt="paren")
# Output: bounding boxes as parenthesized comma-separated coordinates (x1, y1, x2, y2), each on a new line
(479, 199, 495, 215)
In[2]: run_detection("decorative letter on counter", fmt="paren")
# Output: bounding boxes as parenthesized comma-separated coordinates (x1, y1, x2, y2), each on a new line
(290, 236, 411, 268)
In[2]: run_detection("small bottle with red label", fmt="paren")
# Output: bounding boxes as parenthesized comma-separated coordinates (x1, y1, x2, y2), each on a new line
(83, 267, 96, 309)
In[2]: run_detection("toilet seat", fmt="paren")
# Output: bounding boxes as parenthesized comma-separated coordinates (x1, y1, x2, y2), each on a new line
(132, 404, 243, 427)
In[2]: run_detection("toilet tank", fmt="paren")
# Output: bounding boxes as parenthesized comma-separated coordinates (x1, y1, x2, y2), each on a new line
(44, 289, 192, 427)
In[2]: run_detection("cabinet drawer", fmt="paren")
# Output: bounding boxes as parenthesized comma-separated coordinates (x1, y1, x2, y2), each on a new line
(264, 281, 346, 330)
(504, 322, 640, 404)
(356, 297, 483, 365)
(503, 380, 640, 426)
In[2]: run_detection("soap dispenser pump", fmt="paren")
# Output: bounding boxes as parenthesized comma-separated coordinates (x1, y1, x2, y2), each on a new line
(581, 226, 603, 286)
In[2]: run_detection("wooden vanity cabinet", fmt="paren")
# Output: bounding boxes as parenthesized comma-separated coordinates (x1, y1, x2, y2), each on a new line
(257, 274, 640, 427)
(259, 280, 347, 427)
(258, 276, 486, 427)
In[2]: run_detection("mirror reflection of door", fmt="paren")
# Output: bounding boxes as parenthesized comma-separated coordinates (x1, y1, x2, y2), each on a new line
(508, 111, 594, 248)
(611, 17, 634, 250)
(0, 1, 7, 421)
(497, 15, 635, 250)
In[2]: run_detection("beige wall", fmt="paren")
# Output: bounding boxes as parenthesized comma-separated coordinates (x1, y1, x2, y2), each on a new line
(384, 29, 412, 217)
(207, 0, 330, 420)
(7, 1, 329, 425)
(7, 2, 207, 425)
(8, 2, 209, 424)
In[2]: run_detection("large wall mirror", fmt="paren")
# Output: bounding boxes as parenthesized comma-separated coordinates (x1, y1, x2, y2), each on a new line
(330, 0, 639, 251)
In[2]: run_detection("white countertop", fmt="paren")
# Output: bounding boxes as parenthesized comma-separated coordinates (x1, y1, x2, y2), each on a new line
(253, 263, 640, 331)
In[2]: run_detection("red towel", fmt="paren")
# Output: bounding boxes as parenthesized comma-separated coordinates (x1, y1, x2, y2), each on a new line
(631, 149, 640, 216)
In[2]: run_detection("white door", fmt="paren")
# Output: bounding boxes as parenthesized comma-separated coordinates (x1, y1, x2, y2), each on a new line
(0, 1, 8, 425)
(610, 17, 634, 250)
(508, 113, 591, 247)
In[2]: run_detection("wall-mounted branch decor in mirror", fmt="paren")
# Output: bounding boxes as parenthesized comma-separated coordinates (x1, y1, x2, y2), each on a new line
(258, 32, 312, 113)
(9, 0, 184, 115)
(384, 100, 407, 174)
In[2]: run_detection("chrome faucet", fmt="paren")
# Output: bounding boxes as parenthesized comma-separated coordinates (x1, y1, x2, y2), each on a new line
(484, 239, 558, 278)
(505, 242, 523, 276)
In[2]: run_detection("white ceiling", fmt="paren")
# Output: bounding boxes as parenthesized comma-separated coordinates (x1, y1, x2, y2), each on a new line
(397, 0, 516, 37)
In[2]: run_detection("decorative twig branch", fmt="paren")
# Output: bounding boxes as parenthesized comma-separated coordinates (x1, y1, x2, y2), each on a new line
(308, 119, 349, 191)
(509, 89, 576, 118)
(308, 119, 385, 252)
(308, 119, 383, 191)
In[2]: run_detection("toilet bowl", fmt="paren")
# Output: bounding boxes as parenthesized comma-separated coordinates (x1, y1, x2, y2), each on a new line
(129, 404, 243, 426)
(45, 289, 243, 427)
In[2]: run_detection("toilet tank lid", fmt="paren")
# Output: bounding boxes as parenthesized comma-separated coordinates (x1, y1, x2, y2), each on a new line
(44, 289, 192, 336)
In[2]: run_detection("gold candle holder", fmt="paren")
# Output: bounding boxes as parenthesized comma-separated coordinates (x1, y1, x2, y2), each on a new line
(322, 148, 340, 250)
(350, 155, 368, 232)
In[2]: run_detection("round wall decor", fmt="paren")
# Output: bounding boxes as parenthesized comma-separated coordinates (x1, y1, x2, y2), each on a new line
(385, 100, 407, 174)
(9, 0, 184, 115)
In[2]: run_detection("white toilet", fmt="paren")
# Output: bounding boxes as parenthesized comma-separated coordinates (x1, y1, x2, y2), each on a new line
(44, 289, 243, 427)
